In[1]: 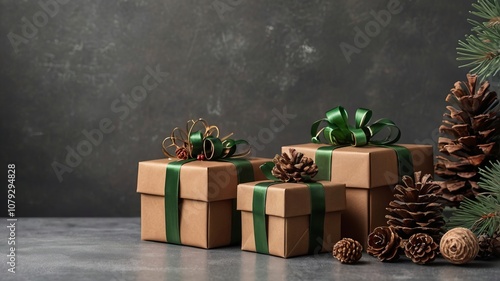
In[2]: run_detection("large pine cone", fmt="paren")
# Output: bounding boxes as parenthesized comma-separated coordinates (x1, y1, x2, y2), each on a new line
(404, 233, 438, 265)
(332, 238, 363, 264)
(435, 74, 500, 205)
(271, 148, 318, 182)
(386, 171, 445, 241)
(367, 226, 401, 262)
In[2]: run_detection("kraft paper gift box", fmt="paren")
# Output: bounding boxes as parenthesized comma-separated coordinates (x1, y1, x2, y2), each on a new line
(237, 180, 346, 258)
(281, 143, 433, 247)
(137, 157, 269, 249)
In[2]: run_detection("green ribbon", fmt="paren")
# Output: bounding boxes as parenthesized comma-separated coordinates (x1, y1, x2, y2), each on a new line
(165, 159, 196, 244)
(306, 182, 326, 254)
(252, 181, 280, 254)
(220, 158, 255, 245)
(253, 164, 326, 255)
(164, 158, 255, 245)
(310, 106, 413, 183)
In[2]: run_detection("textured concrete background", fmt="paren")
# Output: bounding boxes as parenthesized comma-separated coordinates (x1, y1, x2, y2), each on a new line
(0, 0, 475, 216)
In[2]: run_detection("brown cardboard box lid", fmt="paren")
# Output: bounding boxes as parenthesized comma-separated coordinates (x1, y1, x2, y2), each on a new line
(137, 157, 269, 202)
(281, 143, 433, 189)
(237, 180, 346, 218)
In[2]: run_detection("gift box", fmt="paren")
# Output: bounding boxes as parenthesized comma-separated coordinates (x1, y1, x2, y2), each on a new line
(281, 143, 433, 247)
(237, 180, 346, 258)
(137, 157, 269, 249)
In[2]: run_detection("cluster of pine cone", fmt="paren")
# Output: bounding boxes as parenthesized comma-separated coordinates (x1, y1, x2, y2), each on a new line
(367, 172, 445, 264)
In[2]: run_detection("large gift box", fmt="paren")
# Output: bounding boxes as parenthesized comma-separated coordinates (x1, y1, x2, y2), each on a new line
(237, 180, 346, 258)
(137, 157, 269, 249)
(281, 143, 433, 247)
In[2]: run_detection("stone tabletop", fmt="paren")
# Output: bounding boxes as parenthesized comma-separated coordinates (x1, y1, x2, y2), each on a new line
(1, 218, 498, 281)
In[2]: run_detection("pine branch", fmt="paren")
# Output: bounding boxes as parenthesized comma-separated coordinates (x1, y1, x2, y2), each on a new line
(457, 0, 500, 79)
(479, 160, 500, 195)
(447, 161, 500, 236)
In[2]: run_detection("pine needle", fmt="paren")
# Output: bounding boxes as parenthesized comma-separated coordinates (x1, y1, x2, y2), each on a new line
(457, 0, 500, 79)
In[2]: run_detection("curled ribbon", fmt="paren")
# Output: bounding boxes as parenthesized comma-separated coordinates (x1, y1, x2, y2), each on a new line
(310, 106, 401, 146)
(162, 118, 251, 160)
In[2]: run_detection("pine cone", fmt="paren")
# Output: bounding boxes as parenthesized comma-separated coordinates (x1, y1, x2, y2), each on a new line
(386, 171, 445, 241)
(332, 238, 363, 264)
(479, 230, 500, 259)
(404, 233, 438, 265)
(492, 230, 500, 257)
(440, 227, 479, 264)
(271, 148, 318, 182)
(477, 234, 494, 260)
(175, 146, 189, 160)
(367, 226, 401, 262)
(435, 74, 500, 205)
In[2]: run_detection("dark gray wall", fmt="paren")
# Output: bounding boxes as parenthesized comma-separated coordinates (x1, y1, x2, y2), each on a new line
(1, 0, 475, 216)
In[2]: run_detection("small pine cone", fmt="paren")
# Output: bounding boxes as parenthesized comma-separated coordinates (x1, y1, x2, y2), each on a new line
(332, 238, 363, 264)
(440, 227, 479, 264)
(404, 233, 438, 265)
(367, 226, 401, 262)
(175, 146, 189, 160)
(271, 148, 318, 182)
(477, 234, 494, 260)
(492, 231, 500, 257)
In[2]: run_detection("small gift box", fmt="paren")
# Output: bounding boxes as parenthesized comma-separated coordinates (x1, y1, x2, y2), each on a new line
(137, 119, 269, 248)
(283, 106, 434, 247)
(237, 151, 346, 258)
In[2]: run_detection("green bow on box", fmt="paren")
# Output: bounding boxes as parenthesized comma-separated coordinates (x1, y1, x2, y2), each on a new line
(162, 118, 251, 160)
(310, 106, 413, 182)
(311, 106, 401, 146)
(160, 118, 253, 245)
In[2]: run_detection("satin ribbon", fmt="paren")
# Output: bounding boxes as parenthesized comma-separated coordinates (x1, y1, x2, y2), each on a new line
(311, 106, 401, 146)
(253, 163, 326, 254)
(162, 118, 251, 160)
(310, 106, 413, 182)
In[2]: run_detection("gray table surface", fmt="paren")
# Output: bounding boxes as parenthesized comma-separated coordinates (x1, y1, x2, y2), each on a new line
(0, 218, 498, 281)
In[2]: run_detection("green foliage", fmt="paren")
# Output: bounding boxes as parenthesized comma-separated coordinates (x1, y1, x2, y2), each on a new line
(447, 161, 500, 236)
(457, 0, 500, 78)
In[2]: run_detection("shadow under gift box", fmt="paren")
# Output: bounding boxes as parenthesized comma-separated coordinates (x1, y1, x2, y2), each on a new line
(281, 144, 434, 248)
(237, 180, 346, 258)
(137, 157, 269, 249)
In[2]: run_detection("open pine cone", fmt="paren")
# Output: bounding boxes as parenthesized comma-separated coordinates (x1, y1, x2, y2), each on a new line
(404, 233, 438, 265)
(271, 148, 318, 182)
(435, 74, 500, 205)
(386, 171, 445, 241)
(367, 226, 401, 262)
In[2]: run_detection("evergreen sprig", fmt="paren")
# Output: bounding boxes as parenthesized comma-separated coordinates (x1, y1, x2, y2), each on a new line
(447, 161, 500, 236)
(457, 0, 500, 78)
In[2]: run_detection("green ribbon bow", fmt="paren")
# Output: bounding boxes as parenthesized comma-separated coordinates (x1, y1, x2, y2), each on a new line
(161, 119, 253, 245)
(311, 106, 401, 146)
(310, 106, 413, 182)
(162, 118, 251, 161)
(252, 163, 326, 255)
